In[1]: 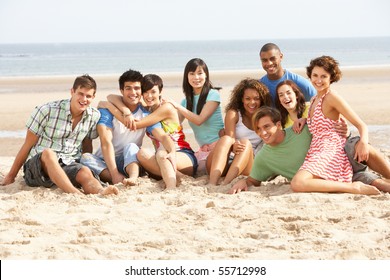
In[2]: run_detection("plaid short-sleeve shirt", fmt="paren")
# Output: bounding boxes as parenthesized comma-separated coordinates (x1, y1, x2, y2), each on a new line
(26, 99, 100, 164)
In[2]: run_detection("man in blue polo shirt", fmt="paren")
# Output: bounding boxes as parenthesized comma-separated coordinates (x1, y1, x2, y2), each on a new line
(259, 43, 316, 106)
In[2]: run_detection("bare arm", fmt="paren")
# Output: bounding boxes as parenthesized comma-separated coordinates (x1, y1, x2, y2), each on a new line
(82, 138, 93, 154)
(224, 110, 238, 138)
(1, 130, 38, 185)
(98, 100, 134, 129)
(170, 99, 220, 126)
(104, 95, 136, 130)
(107, 94, 131, 116)
(328, 92, 369, 162)
(224, 109, 246, 154)
(97, 125, 125, 184)
(135, 103, 175, 129)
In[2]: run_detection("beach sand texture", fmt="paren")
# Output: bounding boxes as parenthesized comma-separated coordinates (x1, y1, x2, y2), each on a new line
(1, 66, 390, 259)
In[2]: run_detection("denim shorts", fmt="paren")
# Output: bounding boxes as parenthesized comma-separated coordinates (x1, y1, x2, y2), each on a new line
(177, 148, 198, 177)
(80, 142, 140, 176)
(23, 153, 100, 188)
(344, 136, 380, 184)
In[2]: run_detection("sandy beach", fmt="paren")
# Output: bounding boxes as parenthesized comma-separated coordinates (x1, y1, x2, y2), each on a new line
(1, 66, 390, 260)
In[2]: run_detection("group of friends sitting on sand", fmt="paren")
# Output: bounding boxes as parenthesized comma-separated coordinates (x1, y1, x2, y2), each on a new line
(1, 43, 390, 196)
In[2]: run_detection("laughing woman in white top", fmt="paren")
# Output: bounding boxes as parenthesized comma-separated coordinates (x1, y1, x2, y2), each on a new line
(208, 78, 272, 186)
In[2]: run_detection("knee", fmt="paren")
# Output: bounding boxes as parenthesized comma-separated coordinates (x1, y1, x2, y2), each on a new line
(76, 166, 94, 182)
(155, 150, 168, 162)
(137, 148, 150, 162)
(41, 149, 57, 162)
(220, 135, 235, 146)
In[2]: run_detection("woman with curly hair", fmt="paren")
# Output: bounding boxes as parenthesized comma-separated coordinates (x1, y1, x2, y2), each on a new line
(207, 78, 271, 186)
(291, 56, 380, 195)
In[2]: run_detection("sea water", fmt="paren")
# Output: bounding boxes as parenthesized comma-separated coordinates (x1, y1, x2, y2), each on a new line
(1, 37, 390, 77)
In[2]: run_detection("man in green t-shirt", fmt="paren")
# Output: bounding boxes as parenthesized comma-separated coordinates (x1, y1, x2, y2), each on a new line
(229, 107, 390, 194)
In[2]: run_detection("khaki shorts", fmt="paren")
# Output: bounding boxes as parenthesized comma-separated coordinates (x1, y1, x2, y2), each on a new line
(344, 136, 380, 184)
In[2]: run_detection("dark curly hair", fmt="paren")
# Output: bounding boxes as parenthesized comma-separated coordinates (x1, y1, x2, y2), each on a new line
(306, 56, 342, 84)
(225, 78, 271, 116)
(119, 69, 143, 90)
(275, 80, 307, 128)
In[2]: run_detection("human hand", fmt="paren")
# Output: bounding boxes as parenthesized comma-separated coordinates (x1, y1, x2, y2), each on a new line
(233, 140, 246, 155)
(333, 117, 349, 138)
(228, 179, 248, 194)
(1, 173, 16, 186)
(123, 113, 136, 131)
(354, 140, 370, 163)
(166, 98, 180, 109)
(292, 118, 306, 134)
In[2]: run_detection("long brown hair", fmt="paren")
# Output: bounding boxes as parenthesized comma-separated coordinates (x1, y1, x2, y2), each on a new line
(275, 80, 306, 128)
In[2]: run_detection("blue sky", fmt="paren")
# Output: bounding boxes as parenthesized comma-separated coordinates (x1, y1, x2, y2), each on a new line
(1, 0, 389, 43)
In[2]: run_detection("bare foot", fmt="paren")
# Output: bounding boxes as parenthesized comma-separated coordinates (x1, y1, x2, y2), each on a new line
(351, 182, 381, 195)
(207, 182, 217, 187)
(164, 179, 177, 191)
(206, 183, 219, 193)
(100, 185, 119, 195)
(176, 171, 192, 187)
(176, 172, 184, 187)
(165, 185, 176, 192)
(123, 177, 138, 187)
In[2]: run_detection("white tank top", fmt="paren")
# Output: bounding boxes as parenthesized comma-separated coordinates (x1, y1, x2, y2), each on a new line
(235, 112, 263, 154)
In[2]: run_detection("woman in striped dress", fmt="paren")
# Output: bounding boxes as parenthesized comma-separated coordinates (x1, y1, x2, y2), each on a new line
(291, 56, 380, 195)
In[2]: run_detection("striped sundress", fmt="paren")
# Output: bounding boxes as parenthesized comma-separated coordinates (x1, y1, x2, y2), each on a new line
(299, 91, 352, 182)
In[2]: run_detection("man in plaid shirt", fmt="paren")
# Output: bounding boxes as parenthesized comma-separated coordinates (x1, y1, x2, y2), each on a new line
(1, 75, 119, 195)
